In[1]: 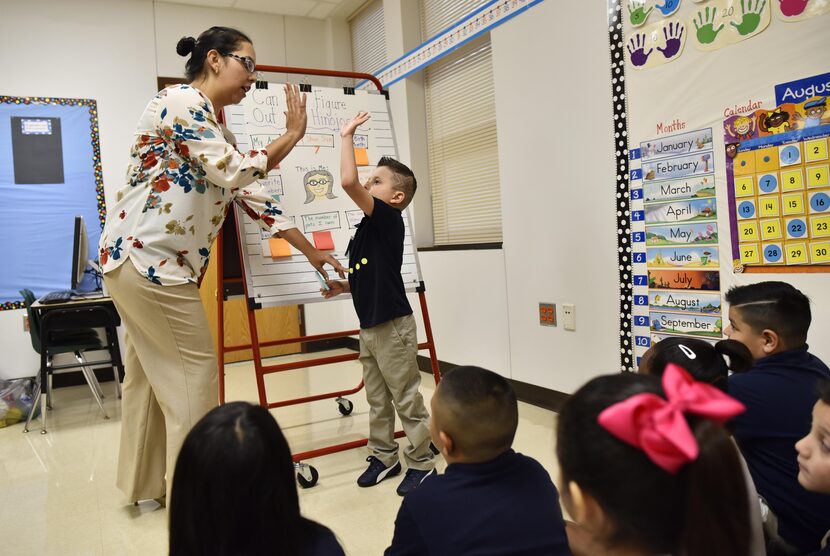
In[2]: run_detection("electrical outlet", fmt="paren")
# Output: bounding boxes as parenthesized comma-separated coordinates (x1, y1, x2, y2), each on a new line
(539, 303, 556, 326)
(562, 304, 576, 331)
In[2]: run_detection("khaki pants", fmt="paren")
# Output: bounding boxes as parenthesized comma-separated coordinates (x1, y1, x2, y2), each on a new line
(103, 261, 217, 504)
(359, 314, 434, 470)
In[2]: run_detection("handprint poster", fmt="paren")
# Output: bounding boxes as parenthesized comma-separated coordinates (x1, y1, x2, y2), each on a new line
(619, 0, 827, 361)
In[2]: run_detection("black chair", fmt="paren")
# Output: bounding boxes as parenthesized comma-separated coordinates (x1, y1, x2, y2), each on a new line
(20, 289, 123, 434)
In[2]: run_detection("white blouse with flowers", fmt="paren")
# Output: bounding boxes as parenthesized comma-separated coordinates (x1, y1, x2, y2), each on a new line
(99, 84, 295, 286)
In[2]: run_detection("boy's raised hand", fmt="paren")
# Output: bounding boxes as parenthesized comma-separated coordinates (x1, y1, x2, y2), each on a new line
(340, 111, 370, 138)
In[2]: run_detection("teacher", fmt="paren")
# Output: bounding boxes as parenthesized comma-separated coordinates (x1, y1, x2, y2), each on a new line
(98, 26, 344, 507)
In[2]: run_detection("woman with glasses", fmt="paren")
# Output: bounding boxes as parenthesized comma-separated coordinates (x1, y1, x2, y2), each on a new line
(98, 26, 345, 508)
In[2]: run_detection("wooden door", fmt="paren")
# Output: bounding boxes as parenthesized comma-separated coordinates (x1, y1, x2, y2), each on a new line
(200, 240, 301, 363)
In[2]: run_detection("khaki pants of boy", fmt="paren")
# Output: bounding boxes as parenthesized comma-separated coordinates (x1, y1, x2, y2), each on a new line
(360, 314, 434, 470)
(104, 261, 217, 504)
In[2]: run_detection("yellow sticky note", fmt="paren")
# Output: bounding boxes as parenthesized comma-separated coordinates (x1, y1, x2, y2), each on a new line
(738, 222, 758, 243)
(781, 168, 804, 191)
(807, 165, 829, 188)
(268, 238, 292, 258)
(759, 196, 780, 217)
(740, 244, 760, 264)
(734, 176, 754, 197)
(805, 138, 828, 163)
(811, 240, 830, 263)
(782, 193, 805, 215)
(785, 242, 809, 265)
(354, 148, 369, 166)
(811, 215, 830, 238)
(760, 218, 782, 240)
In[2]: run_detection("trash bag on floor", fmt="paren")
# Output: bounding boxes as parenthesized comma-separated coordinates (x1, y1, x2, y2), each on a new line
(0, 378, 36, 428)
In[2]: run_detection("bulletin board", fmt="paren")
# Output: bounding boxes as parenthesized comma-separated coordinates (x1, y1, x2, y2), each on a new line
(0, 96, 105, 309)
(609, 0, 829, 367)
(224, 83, 423, 307)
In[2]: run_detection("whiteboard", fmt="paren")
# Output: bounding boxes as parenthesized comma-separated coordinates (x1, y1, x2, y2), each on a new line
(224, 83, 423, 308)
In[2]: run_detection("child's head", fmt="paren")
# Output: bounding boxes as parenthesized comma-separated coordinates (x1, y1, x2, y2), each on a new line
(724, 281, 811, 359)
(170, 402, 309, 556)
(557, 370, 750, 556)
(796, 380, 830, 495)
(639, 337, 753, 391)
(364, 156, 417, 210)
(430, 365, 518, 464)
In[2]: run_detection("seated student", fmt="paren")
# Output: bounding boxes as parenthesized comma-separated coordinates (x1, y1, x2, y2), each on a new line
(725, 281, 830, 554)
(796, 380, 830, 556)
(637, 337, 764, 555)
(385, 365, 570, 555)
(558, 368, 751, 556)
(169, 402, 344, 556)
(638, 336, 752, 391)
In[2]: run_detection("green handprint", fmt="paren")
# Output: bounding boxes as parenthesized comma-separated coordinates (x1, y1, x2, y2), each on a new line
(628, 0, 654, 26)
(731, 0, 767, 36)
(693, 6, 724, 45)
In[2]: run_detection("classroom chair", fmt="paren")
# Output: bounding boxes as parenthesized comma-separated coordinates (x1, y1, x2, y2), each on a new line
(19, 289, 122, 434)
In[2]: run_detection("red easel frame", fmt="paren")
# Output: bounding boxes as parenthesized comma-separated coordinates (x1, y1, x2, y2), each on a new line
(216, 65, 441, 481)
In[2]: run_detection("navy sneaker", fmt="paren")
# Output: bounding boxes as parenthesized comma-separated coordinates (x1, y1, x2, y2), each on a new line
(396, 468, 437, 496)
(357, 456, 401, 487)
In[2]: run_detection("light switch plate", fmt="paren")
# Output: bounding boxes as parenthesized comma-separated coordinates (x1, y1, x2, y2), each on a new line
(562, 304, 575, 331)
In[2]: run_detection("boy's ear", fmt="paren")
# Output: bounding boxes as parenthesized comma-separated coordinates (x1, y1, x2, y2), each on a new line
(390, 189, 405, 205)
(761, 328, 781, 354)
(438, 430, 454, 456)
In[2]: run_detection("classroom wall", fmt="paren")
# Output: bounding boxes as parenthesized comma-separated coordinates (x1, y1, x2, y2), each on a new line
(0, 0, 351, 380)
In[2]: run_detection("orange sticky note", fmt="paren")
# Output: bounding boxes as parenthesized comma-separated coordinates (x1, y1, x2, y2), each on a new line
(312, 231, 335, 250)
(268, 238, 292, 258)
(354, 148, 369, 166)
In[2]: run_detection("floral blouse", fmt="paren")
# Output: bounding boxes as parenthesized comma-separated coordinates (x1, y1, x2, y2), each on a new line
(99, 84, 294, 286)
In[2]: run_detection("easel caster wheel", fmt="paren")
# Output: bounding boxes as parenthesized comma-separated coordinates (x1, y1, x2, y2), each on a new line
(336, 397, 354, 416)
(297, 464, 319, 489)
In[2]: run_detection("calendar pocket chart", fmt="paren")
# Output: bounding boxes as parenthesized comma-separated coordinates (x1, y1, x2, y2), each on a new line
(725, 99, 830, 270)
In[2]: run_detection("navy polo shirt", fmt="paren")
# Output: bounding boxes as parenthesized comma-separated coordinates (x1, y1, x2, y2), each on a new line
(348, 197, 412, 329)
(729, 345, 830, 552)
(385, 450, 571, 556)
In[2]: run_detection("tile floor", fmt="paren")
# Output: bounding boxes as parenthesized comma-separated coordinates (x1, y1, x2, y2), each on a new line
(0, 349, 562, 555)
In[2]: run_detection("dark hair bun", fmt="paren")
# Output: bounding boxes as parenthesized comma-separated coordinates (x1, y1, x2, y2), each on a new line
(176, 36, 197, 57)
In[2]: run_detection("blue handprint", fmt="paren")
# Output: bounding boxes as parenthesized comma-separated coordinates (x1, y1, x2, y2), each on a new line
(694, 6, 724, 45)
(730, 0, 767, 36)
(627, 33, 654, 67)
(655, 0, 681, 16)
(657, 21, 685, 59)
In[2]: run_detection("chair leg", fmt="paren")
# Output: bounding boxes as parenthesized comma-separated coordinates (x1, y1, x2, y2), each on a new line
(40, 389, 48, 434)
(46, 372, 53, 410)
(23, 374, 42, 433)
(75, 352, 109, 419)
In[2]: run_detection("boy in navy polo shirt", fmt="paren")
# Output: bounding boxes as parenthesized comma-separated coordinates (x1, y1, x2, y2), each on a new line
(726, 281, 830, 554)
(796, 379, 830, 556)
(322, 112, 435, 496)
(385, 366, 570, 555)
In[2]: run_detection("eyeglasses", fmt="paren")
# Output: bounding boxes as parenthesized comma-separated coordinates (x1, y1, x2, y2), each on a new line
(307, 179, 330, 186)
(223, 52, 257, 74)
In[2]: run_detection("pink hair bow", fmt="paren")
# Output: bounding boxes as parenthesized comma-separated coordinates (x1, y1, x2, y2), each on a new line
(598, 364, 745, 473)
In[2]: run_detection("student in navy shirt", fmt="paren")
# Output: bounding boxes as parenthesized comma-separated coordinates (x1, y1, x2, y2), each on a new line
(386, 366, 571, 555)
(726, 281, 830, 554)
(796, 380, 830, 555)
(323, 112, 435, 496)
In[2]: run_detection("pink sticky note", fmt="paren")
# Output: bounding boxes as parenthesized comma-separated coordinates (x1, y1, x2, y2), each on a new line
(312, 231, 335, 250)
